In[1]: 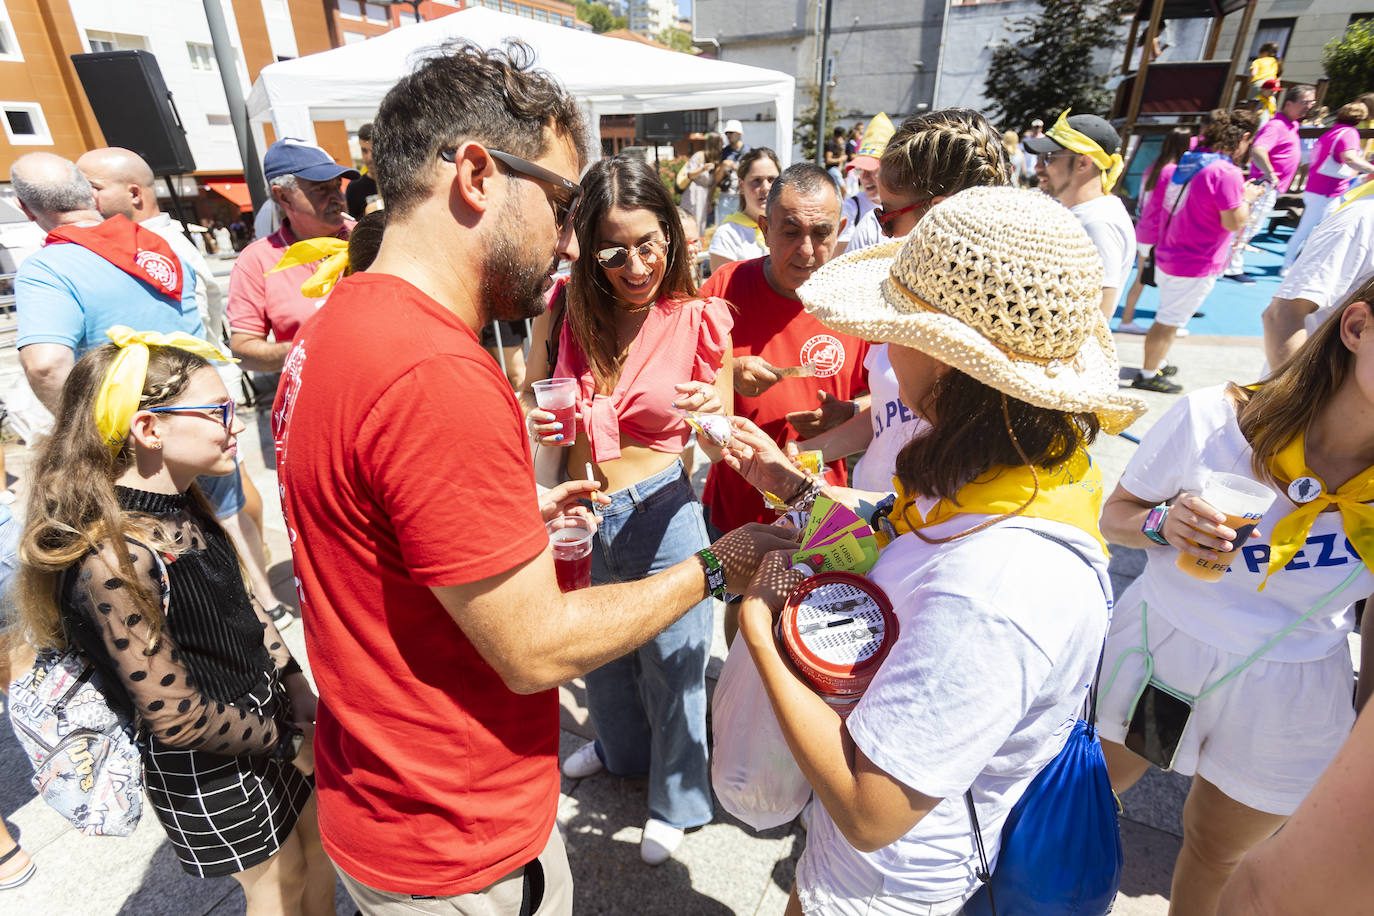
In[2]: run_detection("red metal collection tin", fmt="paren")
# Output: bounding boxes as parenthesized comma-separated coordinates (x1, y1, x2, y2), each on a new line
(775, 571, 898, 715)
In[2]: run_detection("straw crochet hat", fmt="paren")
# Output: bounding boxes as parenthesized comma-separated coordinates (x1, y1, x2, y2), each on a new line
(797, 186, 1146, 434)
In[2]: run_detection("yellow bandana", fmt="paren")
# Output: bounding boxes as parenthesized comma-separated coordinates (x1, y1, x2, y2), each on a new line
(1336, 178, 1374, 212)
(1046, 109, 1125, 195)
(1261, 432, 1374, 590)
(268, 237, 350, 299)
(94, 326, 237, 455)
(887, 449, 1108, 555)
(724, 210, 766, 250)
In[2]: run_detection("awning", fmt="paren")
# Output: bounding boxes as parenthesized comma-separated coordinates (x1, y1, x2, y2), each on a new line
(204, 180, 253, 212)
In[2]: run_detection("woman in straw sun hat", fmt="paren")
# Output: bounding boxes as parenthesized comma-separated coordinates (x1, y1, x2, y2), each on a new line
(722, 185, 1146, 914)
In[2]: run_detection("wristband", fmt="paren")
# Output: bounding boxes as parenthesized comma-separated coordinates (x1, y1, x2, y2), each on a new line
(697, 548, 727, 601)
(1142, 502, 1171, 546)
(787, 478, 824, 517)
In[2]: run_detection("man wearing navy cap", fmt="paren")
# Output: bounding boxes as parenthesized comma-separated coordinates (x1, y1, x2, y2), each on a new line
(227, 139, 359, 374)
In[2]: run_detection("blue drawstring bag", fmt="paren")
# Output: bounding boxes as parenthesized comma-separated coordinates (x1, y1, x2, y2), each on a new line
(963, 529, 1123, 916)
(961, 716, 1123, 916)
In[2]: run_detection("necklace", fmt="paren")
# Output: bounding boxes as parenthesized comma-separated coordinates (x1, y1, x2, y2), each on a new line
(618, 301, 655, 314)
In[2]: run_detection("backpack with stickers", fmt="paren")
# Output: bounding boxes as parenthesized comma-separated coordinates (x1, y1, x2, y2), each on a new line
(7, 549, 168, 837)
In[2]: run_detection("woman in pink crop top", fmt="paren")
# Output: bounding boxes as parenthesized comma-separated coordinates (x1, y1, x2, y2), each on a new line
(521, 156, 734, 866)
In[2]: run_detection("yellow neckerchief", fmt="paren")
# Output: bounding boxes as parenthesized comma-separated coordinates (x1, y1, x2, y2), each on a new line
(1336, 178, 1374, 212)
(887, 449, 1108, 555)
(268, 237, 350, 298)
(724, 210, 766, 250)
(1261, 431, 1374, 590)
(1046, 109, 1124, 195)
(94, 326, 237, 454)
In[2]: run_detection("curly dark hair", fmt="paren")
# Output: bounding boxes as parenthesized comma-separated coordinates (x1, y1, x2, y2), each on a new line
(372, 40, 588, 218)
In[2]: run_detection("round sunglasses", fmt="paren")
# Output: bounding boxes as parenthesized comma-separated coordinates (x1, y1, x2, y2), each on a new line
(595, 238, 666, 270)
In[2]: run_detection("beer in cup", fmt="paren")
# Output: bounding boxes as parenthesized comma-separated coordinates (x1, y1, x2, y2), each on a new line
(532, 378, 578, 446)
(1175, 472, 1276, 582)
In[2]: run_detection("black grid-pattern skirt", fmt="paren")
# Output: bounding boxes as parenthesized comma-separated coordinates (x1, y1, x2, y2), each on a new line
(142, 672, 313, 878)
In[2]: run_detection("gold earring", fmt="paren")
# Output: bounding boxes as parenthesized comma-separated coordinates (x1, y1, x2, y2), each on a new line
(151, 440, 163, 450)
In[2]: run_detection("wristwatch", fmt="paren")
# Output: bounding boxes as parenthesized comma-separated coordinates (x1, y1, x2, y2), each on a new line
(1142, 502, 1171, 546)
(697, 548, 727, 600)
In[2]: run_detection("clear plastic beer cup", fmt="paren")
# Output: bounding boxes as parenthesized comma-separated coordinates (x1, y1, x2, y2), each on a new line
(1175, 472, 1276, 582)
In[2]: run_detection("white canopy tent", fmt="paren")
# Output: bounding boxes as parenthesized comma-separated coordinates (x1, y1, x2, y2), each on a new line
(246, 7, 795, 165)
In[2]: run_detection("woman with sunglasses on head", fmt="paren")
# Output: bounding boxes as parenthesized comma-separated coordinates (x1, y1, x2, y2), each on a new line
(722, 186, 1146, 914)
(521, 156, 734, 866)
(1095, 277, 1374, 916)
(708, 146, 781, 273)
(786, 109, 1014, 494)
(16, 329, 332, 914)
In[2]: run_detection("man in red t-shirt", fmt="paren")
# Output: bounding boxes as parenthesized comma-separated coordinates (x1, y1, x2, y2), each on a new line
(272, 45, 789, 915)
(702, 163, 869, 535)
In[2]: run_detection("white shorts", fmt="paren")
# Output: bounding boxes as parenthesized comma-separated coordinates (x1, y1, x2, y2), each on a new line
(796, 845, 966, 916)
(1097, 601, 1355, 815)
(1136, 242, 1153, 260)
(1154, 270, 1218, 327)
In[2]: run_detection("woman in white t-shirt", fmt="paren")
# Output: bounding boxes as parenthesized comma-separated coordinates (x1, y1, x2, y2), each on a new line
(723, 187, 1147, 914)
(706, 147, 779, 272)
(1098, 275, 1374, 914)
(790, 109, 1014, 492)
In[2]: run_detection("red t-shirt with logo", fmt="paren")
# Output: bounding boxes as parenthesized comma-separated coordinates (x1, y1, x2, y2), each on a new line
(701, 257, 869, 532)
(272, 272, 555, 896)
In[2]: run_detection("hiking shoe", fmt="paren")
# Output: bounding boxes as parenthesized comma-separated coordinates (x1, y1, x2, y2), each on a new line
(1116, 320, 1148, 334)
(1132, 371, 1183, 394)
(1160, 363, 1179, 377)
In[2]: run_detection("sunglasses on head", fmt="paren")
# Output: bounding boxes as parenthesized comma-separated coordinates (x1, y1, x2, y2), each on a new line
(875, 199, 934, 237)
(595, 238, 666, 270)
(145, 399, 236, 430)
(439, 146, 583, 231)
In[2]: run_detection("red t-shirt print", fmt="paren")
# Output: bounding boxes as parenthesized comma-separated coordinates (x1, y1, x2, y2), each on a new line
(700, 257, 870, 532)
(274, 272, 556, 897)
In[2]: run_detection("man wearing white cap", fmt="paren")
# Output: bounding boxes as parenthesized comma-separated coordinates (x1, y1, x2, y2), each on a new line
(713, 119, 750, 225)
(1025, 110, 1136, 321)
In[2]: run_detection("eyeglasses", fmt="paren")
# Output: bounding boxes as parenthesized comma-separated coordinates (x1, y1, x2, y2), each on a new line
(875, 200, 933, 237)
(1037, 151, 1077, 166)
(595, 238, 666, 270)
(440, 146, 583, 231)
(145, 399, 236, 430)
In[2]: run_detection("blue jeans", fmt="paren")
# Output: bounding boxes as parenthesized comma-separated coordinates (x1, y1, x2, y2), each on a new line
(585, 459, 714, 829)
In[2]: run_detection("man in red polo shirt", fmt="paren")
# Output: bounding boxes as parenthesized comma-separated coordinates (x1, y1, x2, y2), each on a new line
(702, 163, 870, 536)
(273, 43, 788, 915)
(227, 139, 357, 373)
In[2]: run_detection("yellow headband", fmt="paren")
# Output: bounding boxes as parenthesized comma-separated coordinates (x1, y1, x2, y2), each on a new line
(268, 237, 350, 299)
(94, 326, 238, 455)
(1046, 109, 1124, 194)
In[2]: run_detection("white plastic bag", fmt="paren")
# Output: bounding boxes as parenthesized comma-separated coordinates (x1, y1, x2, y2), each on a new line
(710, 638, 811, 831)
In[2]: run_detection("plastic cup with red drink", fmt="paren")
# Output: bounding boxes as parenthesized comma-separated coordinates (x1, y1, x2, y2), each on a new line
(532, 378, 578, 446)
(547, 515, 594, 591)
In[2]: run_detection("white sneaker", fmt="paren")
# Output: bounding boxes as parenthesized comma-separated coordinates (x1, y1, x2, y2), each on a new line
(1175, 327, 1190, 338)
(1116, 320, 1148, 334)
(640, 818, 685, 866)
(561, 741, 603, 779)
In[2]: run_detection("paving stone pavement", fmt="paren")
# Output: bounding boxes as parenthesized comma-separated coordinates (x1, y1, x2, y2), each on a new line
(1, 328, 1334, 915)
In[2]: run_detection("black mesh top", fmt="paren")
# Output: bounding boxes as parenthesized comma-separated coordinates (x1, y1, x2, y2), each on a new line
(59, 486, 297, 756)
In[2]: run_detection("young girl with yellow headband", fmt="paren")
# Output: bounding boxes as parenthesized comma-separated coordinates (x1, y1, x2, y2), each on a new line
(16, 328, 334, 913)
(1097, 276, 1374, 915)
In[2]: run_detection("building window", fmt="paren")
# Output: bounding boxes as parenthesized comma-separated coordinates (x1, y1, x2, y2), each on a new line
(518, 4, 534, 17)
(0, 1, 22, 63)
(187, 42, 216, 71)
(2, 102, 53, 146)
(338, 0, 362, 16)
(343, 30, 368, 43)
(364, 2, 388, 20)
(86, 30, 148, 53)
(1250, 18, 1296, 59)
(501, 0, 517, 13)
(398, 9, 420, 24)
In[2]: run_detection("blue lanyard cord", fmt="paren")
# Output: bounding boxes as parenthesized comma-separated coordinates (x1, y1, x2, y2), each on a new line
(1104, 564, 1366, 710)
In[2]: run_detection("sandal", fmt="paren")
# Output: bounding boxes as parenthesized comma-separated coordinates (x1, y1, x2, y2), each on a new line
(0, 843, 35, 890)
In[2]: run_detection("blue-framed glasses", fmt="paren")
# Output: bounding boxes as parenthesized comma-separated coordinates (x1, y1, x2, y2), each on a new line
(145, 399, 236, 429)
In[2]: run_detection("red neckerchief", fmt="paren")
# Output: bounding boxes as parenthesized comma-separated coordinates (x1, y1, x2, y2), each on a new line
(45, 214, 183, 301)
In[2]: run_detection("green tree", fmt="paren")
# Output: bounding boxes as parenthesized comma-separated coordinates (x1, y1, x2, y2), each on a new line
(983, 0, 1134, 131)
(794, 81, 842, 163)
(1323, 19, 1374, 109)
(657, 26, 699, 54)
(574, 1, 626, 33)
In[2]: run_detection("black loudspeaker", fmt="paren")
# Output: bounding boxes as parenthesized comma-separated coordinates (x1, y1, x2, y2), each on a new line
(71, 50, 197, 176)
(639, 111, 686, 142)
